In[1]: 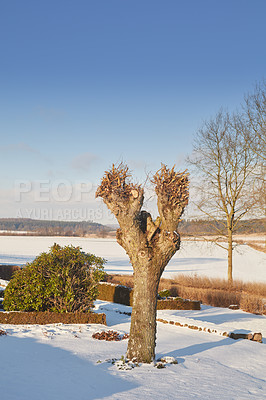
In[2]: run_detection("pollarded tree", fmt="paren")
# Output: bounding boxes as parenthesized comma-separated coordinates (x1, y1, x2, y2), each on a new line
(96, 163, 189, 363)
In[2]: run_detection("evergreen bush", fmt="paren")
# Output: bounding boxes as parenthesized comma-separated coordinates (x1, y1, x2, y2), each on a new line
(158, 289, 171, 298)
(3, 244, 105, 312)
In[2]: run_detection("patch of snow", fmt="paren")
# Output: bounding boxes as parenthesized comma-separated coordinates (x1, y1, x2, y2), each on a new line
(0, 279, 9, 289)
(0, 300, 265, 399)
(0, 230, 32, 234)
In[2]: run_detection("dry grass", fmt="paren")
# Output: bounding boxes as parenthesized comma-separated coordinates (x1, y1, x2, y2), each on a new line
(163, 274, 266, 314)
(168, 286, 241, 309)
(240, 294, 265, 314)
(244, 241, 266, 253)
(106, 274, 134, 288)
(169, 274, 266, 297)
(248, 243, 266, 253)
(234, 238, 266, 253)
(106, 273, 266, 314)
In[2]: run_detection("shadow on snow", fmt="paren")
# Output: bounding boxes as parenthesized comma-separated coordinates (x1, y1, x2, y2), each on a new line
(0, 334, 137, 400)
(158, 337, 235, 359)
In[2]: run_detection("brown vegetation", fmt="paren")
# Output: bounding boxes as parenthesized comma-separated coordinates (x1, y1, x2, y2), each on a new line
(234, 238, 266, 253)
(92, 330, 129, 341)
(98, 282, 133, 306)
(168, 274, 266, 296)
(178, 219, 266, 236)
(0, 265, 21, 281)
(98, 282, 200, 310)
(0, 311, 106, 325)
(156, 298, 200, 310)
(106, 274, 266, 315)
(0, 218, 111, 237)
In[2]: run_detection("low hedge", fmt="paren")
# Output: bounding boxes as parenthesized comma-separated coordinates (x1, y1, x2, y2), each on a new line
(0, 265, 21, 281)
(0, 311, 106, 325)
(157, 298, 201, 310)
(98, 283, 200, 310)
(98, 282, 134, 306)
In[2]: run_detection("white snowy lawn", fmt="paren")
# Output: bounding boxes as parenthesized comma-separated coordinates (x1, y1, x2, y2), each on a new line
(0, 235, 265, 282)
(1, 301, 265, 400)
(0, 236, 265, 399)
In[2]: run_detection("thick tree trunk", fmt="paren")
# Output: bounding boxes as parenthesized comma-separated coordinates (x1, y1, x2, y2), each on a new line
(227, 228, 233, 283)
(126, 262, 160, 363)
(96, 163, 189, 363)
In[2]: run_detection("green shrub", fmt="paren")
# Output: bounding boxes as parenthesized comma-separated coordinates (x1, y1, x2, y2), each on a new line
(3, 244, 105, 312)
(158, 289, 171, 298)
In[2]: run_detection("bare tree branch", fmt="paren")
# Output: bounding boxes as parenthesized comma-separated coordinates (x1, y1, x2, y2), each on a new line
(188, 110, 258, 281)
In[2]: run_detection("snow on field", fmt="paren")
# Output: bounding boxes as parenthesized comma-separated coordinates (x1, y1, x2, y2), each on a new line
(0, 278, 9, 290)
(0, 300, 265, 400)
(0, 236, 265, 282)
(0, 237, 265, 399)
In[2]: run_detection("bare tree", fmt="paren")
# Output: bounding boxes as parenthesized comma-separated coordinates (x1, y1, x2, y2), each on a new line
(96, 163, 189, 363)
(243, 82, 266, 224)
(244, 80, 266, 161)
(188, 111, 257, 282)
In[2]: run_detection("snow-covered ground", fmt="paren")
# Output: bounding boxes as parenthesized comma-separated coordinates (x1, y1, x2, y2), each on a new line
(0, 278, 8, 290)
(0, 300, 265, 400)
(0, 236, 265, 282)
(0, 236, 265, 398)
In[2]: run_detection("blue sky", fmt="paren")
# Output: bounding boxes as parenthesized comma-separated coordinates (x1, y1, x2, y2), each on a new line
(0, 0, 265, 222)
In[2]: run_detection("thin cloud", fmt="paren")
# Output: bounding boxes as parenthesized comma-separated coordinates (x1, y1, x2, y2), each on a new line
(71, 152, 99, 171)
(0, 142, 39, 154)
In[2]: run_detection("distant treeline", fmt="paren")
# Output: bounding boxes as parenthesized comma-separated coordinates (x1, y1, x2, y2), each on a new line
(178, 219, 265, 235)
(0, 218, 112, 237)
(0, 218, 264, 237)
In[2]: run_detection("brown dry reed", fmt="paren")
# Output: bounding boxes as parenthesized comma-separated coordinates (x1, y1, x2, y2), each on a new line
(106, 274, 266, 315)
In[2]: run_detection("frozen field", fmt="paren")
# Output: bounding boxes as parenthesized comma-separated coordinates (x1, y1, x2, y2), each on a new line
(0, 300, 266, 400)
(0, 236, 265, 282)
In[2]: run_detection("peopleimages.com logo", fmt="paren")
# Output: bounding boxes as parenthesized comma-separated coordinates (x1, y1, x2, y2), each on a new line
(13, 180, 117, 222)
(14, 180, 94, 202)
(15, 207, 104, 221)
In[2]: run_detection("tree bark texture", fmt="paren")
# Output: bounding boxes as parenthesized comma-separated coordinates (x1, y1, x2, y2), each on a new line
(127, 262, 160, 363)
(227, 228, 233, 283)
(96, 164, 188, 363)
